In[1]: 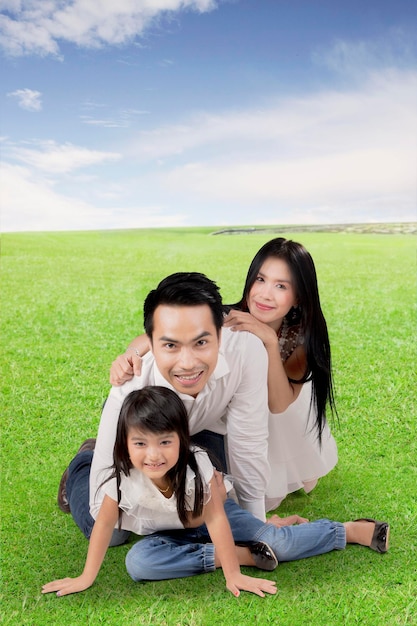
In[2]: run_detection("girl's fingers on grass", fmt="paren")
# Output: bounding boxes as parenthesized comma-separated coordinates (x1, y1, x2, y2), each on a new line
(42, 577, 88, 597)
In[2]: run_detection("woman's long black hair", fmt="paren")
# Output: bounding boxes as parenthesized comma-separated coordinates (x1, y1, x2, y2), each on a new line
(109, 386, 204, 527)
(230, 237, 337, 440)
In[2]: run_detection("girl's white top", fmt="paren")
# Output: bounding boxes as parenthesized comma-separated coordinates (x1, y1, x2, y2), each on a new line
(97, 447, 214, 535)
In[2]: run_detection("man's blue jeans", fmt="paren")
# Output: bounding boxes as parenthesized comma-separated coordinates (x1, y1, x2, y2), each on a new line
(125, 498, 346, 581)
(66, 450, 130, 546)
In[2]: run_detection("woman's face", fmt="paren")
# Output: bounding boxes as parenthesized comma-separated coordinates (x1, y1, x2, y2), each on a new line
(247, 257, 298, 329)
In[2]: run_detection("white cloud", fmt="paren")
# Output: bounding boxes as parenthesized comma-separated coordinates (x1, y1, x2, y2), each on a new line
(9, 140, 121, 173)
(0, 0, 217, 56)
(7, 88, 42, 111)
(0, 162, 187, 232)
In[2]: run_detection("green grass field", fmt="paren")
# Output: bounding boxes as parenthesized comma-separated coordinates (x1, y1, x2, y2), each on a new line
(1, 227, 416, 625)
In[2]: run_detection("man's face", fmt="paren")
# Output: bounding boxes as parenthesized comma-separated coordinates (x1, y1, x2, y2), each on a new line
(150, 304, 220, 397)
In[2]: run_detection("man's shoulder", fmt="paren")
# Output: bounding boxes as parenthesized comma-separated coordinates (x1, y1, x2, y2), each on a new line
(221, 326, 265, 350)
(221, 326, 266, 355)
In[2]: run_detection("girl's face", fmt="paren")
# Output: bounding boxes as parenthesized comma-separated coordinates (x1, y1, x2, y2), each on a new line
(127, 427, 180, 487)
(247, 257, 297, 331)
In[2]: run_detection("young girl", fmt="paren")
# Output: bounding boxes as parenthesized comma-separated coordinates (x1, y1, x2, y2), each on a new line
(109, 238, 338, 510)
(43, 386, 278, 598)
(46, 387, 389, 599)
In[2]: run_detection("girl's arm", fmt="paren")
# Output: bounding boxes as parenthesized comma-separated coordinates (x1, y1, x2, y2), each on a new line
(203, 477, 277, 598)
(109, 334, 150, 386)
(42, 495, 119, 597)
(224, 310, 305, 413)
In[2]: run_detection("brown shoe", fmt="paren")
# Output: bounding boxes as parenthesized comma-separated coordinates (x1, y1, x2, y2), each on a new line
(57, 438, 96, 513)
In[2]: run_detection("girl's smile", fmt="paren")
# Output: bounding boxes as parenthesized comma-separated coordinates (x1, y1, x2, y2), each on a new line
(127, 428, 180, 490)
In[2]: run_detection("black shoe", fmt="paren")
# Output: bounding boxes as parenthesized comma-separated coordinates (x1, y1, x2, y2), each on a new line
(57, 438, 96, 513)
(354, 518, 390, 553)
(236, 541, 278, 571)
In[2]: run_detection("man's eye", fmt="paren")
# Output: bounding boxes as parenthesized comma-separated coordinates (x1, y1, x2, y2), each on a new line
(196, 340, 207, 347)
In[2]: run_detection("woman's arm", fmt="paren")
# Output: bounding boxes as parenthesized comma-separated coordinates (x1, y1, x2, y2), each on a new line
(109, 334, 150, 386)
(203, 478, 277, 598)
(42, 495, 119, 597)
(224, 310, 305, 413)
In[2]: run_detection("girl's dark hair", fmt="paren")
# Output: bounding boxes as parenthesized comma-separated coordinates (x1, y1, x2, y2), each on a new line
(111, 386, 204, 527)
(230, 237, 337, 440)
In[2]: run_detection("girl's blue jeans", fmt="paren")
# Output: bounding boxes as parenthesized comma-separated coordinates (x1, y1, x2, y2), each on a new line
(125, 498, 346, 581)
(66, 451, 346, 580)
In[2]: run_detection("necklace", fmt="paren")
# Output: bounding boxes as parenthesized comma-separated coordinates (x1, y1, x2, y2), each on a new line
(157, 483, 171, 494)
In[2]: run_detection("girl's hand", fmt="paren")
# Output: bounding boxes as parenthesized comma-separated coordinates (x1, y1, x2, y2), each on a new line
(42, 575, 93, 597)
(224, 310, 278, 348)
(226, 573, 277, 598)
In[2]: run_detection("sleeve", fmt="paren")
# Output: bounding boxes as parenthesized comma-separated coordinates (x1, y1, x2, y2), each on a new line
(225, 333, 270, 521)
(89, 378, 138, 520)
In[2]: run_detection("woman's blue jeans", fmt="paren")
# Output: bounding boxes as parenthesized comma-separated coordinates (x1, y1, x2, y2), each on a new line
(125, 498, 346, 581)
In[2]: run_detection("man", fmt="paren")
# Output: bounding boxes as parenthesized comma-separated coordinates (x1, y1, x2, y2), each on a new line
(60, 272, 270, 544)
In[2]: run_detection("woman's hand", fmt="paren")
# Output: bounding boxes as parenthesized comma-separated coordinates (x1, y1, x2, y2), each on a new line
(41, 575, 93, 597)
(109, 351, 142, 386)
(226, 573, 277, 598)
(223, 310, 278, 348)
(266, 513, 309, 527)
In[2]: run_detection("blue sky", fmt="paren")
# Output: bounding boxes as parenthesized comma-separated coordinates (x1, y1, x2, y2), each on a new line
(1, 0, 416, 232)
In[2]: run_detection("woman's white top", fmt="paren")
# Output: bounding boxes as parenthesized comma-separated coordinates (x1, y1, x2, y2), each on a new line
(266, 379, 338, 510)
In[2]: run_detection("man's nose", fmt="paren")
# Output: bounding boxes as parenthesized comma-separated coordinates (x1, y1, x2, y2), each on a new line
(178, 347, 196, 369)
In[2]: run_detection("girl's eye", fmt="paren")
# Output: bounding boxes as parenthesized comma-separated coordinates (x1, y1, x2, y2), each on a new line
(134, 442, 146, 447)
(161, 440, 172, 446)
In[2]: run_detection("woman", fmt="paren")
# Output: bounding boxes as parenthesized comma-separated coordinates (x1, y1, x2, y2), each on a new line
(223, 238, 338, 509)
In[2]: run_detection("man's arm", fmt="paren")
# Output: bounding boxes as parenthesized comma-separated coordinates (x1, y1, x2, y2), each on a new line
(225, 332, 270, 521)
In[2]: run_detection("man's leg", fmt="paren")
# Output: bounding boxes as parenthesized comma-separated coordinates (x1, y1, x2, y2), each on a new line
(191, 430, 227, 472)
(64, 449, 130, 547)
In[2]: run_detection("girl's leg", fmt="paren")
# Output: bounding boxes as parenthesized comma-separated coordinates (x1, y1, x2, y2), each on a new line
(223, 498, 346, 562)
(125, 532, 216, 581)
